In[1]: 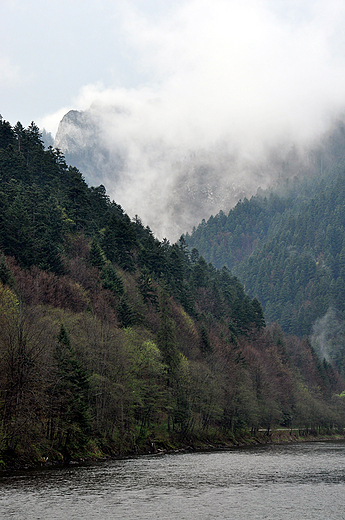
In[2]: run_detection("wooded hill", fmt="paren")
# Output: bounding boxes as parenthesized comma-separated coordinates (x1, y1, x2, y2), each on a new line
(185, 118, 345, 372)
(0, 118, 344, 467)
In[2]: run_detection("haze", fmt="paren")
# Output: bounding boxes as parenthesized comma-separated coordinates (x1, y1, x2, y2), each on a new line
(2, 0, 345, 238)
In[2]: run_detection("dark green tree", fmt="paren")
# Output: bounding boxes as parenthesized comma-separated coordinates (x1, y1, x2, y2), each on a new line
(52, 325, 90, 455)
(88, 239, 106, 269)
(102, 264, 124, 296)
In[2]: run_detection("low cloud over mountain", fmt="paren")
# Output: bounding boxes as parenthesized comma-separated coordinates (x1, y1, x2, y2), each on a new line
(52, 0, 345, 239)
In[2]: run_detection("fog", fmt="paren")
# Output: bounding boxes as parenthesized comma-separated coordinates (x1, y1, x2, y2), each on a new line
(311, 307, 345, 366)
(50, 0, 345, 239)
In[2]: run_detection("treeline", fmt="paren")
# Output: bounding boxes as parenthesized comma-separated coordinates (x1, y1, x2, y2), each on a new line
(0, 118, 344, 466)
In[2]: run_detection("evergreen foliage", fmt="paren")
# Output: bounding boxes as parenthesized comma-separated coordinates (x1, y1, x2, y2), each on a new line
(0, 118, 344, 466)
(185, 166, 345, 350)
(53, 325, 90, 452)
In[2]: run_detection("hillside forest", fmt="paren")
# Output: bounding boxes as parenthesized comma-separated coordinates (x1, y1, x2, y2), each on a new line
(0, 117, 345, 467)
(186, 118, 345, 372)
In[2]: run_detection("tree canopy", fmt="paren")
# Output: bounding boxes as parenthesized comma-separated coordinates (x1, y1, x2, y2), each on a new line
(0, 118, 344, 467)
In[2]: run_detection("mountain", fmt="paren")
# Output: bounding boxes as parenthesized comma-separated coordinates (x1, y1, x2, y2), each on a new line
(54, 105, 255, 240)
(54, 107, 125, 186)
(1, 117, 344, 467)
(53, 104, 339, 240)
(185, 117, 345, 372)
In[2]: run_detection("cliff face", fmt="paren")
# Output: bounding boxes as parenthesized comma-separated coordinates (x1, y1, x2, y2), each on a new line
(55, 110, 92, 153)
(54, 108, 124, 188)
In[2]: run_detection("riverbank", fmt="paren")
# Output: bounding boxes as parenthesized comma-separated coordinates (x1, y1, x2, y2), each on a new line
(1, 427, 344, 472)
(159, 428, 345, 453)
(3, 440, 345, 519)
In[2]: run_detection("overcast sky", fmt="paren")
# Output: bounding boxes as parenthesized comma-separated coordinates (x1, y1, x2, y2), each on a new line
(2, 0, 345, 238)
(2, 0, 345, 137)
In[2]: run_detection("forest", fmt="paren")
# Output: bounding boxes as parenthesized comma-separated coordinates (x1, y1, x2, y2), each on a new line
(0, 117, 345, 467)
(185, 118, 345, 366)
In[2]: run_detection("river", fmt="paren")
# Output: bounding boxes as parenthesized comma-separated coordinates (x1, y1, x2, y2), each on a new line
(1, 441, 345, 519)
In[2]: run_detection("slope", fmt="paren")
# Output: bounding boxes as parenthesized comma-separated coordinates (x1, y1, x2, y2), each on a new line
(0, 118, 344, 467)
(185, 118, 345, 371)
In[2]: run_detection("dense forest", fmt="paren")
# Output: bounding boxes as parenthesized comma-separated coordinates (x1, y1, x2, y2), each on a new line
(0, 117, 344, 467)
(185, 119, 345, 367)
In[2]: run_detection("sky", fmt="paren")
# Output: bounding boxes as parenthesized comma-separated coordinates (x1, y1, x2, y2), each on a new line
(2, 0, 345, 237)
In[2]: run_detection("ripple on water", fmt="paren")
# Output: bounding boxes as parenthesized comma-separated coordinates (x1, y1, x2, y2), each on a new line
(1, 441, 345, 520)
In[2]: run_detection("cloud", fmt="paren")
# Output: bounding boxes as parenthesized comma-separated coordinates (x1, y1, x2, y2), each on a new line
(52, 0, 345, 238)
(311, 307, 345, 364)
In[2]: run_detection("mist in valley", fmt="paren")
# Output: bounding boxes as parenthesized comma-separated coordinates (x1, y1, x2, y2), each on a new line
(48, 0, 345, 240)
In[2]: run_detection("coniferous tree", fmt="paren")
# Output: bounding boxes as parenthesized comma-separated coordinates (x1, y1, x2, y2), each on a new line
(53, 325, 90, 454)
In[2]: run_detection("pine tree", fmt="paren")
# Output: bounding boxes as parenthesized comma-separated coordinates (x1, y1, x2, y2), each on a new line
(52, 325, 90, 455)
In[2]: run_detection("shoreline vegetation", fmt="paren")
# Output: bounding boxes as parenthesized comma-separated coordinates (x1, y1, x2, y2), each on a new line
(1, 120, 345, 474)
(1, 428, 344, 472)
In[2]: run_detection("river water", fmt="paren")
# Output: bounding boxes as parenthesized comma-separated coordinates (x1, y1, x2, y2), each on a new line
(1, 441, 345, 519)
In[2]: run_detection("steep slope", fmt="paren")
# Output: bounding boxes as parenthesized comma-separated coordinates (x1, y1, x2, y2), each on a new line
(54, 106, 259, 240)
(0, 118, 344, 467)
(185, 118, 345, 371)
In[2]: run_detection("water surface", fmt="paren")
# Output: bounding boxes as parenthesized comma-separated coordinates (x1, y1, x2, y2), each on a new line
(1, 441, 345, 519)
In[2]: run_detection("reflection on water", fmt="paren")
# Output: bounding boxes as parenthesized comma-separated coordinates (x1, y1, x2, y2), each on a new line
(1, 442, 345, 519)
